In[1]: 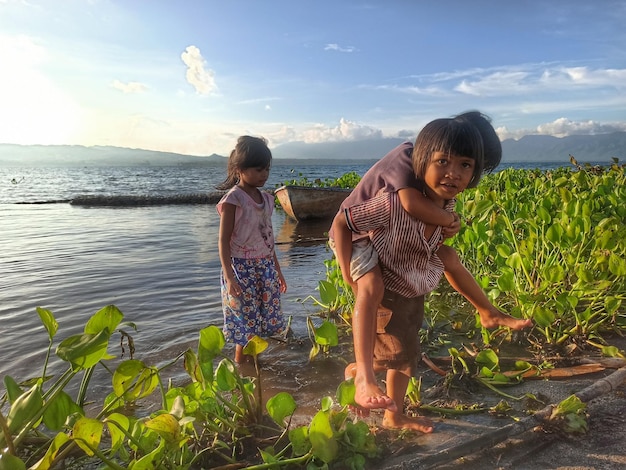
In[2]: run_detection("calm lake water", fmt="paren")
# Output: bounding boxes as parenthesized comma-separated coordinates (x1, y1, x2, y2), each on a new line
(0, 160, 575, 412)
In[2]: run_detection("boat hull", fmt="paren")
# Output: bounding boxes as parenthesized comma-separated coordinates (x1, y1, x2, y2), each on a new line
(274, 185, 352, 221)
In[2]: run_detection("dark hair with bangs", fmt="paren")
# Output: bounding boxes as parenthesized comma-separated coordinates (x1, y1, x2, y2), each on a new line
(216, 135, 272, 189)
(411, 118, 485, 189)
(454, 110, 501, 173)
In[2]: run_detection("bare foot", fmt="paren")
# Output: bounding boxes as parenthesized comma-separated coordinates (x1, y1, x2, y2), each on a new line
(344, 363, 398, 413)
(479, 308, 533, 330)
(383, 412, 434, 433)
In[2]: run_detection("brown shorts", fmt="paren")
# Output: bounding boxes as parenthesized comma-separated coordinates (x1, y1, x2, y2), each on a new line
(374, 290, 425, 374)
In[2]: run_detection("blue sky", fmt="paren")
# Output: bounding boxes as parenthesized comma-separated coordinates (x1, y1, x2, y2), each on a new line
(1, 0, 625, 156)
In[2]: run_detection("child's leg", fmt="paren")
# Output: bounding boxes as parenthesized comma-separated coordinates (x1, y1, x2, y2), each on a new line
(438, 245, 532, 329)
(348, 265, 397, 411)
(382, 366, 433, 433)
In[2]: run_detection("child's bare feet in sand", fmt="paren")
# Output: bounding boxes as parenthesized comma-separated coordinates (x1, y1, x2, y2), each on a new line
(383, 412, 434, 433)
(478, 307, 533, 330)
(344, 363, 397, 413)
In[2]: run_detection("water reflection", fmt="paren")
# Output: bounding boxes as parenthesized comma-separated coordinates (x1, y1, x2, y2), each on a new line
(275, 216, 332, 248)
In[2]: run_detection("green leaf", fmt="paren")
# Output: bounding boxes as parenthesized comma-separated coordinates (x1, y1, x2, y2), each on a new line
(0, 453, 26, 470)
(43, 391, 83, 431)
(266, 391, 297, 426)
(72, 417, 104, 456)
(105, 413, 131, 451)
(475, 349, 499, 371)
(29, 432, 70, 470)
(288, 426, 311, 457)
(314, 320, 338, 347)
(215, 359, 237, 391)
(84, 304, 124, 335)
(318, 279, 339, 306)
(198, 326, 225, 380)
(242, 335, 269, 357)
(112, 360, 159, 401)
(7, 383, 43, 434)
(309, 410, 338, 463)
(36, 307, 58, 340)
(56, 330, 111, 371)
(336, 379, 356, 407)
(533, 306, 556, 328)
(145, 413, 180, 443)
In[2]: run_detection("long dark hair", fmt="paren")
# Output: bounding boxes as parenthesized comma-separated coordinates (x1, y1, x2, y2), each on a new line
(216, 136, 272, 190)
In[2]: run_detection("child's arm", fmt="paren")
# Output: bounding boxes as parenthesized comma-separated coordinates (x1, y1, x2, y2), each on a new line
(398, 187, 460, 237)
(218, 203, 241, 296)
(273, 252, 287, 293)
(331, 211, 356, 290)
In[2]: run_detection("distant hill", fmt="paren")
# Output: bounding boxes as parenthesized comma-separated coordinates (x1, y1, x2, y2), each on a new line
(273, 132, 626, 164)
(0, 144, 226, 167)
(1, 132, 624, 167)
(501, 132, 626, 163)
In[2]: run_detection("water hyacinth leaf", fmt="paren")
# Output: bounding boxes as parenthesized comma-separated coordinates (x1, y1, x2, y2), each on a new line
(309, 410, 338, 463)
(288, 426, 311, 456)
(7, 383, 43, 434)
(314, 320, 339, 347)
(336, 379, 356, 407)
(43, 390, 83, 431)
(475, 349, 499, 370)
(133, 439, 166, 470)
(3, 375, 23, 403)
(145, 413, 180, 443)
(605, 297, 622, 315)
(198, 326, 225, 379)
(318, 279, 338, 306)
(112, 360, 158, 401)
(320, 396, 333, 412)
(36, 307, 58, 340)
(29, 432, 70, 470)
(72, 417, 104, 456)
(105, 412, 131, 451)
(266, 391, 297, 426)
(506, 252, 523, 269)
(56, 330, 110, 371)
(183, 349, 203, 383)
(496, 244, 512, 258)
(215, 360, 237, 391)
(259, 448, 279, 465)
(543, 264, 565, 283)
(0, 453, 26, 470)
(546, 224, 564, 244)
(496, 270, 515, 292)
(243, 335, 268, 357)
(84, 304, 124, 335)
(609, 254, 626, 276)
(533, 306, 556, 328)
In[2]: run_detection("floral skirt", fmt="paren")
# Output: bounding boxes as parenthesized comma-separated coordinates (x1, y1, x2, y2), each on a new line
(221, 257, 285, 346)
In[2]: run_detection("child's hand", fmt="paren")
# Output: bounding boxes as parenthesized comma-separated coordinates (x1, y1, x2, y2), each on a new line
(226, 279, 242, 297)
(278, 273, 288, 293)
(441, 212, 461, 239)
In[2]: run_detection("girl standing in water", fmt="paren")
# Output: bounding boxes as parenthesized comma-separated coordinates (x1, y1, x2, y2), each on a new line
(216, 136, 287, 363)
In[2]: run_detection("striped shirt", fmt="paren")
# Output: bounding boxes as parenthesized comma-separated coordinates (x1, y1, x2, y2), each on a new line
(344, 191, 454, 298)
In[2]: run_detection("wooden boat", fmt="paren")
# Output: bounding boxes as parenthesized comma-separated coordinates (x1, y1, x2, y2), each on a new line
(274, 185, 352, 221)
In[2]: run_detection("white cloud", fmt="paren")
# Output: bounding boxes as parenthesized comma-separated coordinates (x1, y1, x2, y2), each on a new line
(497, 117, 626, 140)
(181, 45, 217, 95)
(453, 65, 626, 97)
(111, 80, 148, 94)
(324, 43, 357, 53)
(301, 118, 383, 143)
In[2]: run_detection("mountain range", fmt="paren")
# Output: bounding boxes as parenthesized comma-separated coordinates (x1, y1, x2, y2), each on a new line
(0, 132, 624, 167)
